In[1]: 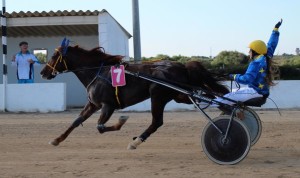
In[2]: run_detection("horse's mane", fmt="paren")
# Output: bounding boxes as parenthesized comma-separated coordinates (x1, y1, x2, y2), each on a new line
(69, 45, 124, 64)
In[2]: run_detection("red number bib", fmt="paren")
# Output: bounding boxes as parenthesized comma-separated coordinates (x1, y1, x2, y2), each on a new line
(111, 65, 126, 87)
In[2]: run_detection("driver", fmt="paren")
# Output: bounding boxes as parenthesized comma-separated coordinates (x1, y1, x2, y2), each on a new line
(216, 19, 282, 108)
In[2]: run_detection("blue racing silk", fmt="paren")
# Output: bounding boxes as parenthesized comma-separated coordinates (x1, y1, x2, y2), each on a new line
(234, 29, 280, 96)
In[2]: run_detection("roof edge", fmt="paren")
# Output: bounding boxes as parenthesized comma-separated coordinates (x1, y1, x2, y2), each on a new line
(4, 10, 102, 18)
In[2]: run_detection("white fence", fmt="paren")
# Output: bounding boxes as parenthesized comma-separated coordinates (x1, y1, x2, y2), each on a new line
(0, 81, 299, 112)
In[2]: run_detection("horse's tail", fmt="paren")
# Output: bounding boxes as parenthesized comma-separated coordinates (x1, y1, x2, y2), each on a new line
(185, 61, 230, 96)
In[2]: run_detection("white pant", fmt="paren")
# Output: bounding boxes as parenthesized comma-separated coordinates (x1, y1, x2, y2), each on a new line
(214, 87, 263, 106)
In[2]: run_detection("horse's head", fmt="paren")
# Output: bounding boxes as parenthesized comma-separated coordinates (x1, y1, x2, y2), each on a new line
(41, 38, 71, 80)
(40, 46, 69, 80)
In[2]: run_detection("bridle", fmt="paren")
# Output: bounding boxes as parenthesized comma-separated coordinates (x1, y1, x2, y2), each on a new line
(46, 49, 69, 76)
(46, 48, 113, 75)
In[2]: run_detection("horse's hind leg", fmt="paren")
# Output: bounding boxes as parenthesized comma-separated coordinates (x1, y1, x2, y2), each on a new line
(96, 104, 128, 133)
(49, 102, 100, 146)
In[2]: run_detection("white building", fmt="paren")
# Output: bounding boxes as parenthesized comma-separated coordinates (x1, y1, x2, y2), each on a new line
(0, 9, 132, 109)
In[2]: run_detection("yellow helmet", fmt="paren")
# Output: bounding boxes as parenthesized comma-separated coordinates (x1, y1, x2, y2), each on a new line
(248, 40, 267, 55)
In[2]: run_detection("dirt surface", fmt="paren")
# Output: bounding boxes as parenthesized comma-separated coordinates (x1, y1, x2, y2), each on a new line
(0, 109, 299, 178)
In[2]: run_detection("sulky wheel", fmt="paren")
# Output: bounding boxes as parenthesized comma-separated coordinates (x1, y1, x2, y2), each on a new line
(201, 115, 251, 165)
(238, 107, 262, 146)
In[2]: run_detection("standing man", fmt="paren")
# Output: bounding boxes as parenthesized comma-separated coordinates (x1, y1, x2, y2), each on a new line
(12, 41, 40, 84)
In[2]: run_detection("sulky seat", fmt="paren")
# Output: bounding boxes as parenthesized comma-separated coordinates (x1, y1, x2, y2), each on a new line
(243, 97, 267, 107)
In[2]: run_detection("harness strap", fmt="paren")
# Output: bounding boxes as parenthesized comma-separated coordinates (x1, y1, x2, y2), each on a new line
(115, 86, 121, 106)
(95, 63, 122, 107)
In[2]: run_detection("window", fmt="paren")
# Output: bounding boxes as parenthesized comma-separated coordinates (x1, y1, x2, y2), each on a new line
(33, 48, 48, 64)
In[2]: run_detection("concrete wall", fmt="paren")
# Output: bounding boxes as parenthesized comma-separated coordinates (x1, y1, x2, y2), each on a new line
(1, 80, 299, 112)
(0, 83, 66, 112)
(263, 80, 300, 109)
(121, 80, 300, 111)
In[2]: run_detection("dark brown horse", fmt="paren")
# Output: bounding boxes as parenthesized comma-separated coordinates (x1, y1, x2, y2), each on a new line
(40, 43, 229, 149)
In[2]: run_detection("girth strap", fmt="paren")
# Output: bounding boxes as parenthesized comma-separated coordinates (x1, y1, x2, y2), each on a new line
(94, 62, 123, 108)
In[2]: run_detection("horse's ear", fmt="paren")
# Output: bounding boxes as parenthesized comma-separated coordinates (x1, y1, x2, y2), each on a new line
(56, 46, 62, 52)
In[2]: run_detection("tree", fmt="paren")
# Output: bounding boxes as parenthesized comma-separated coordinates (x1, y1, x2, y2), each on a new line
(286, 56, 300, 67)
(211, 51, 247, 67)
(35, 53, 47, 63)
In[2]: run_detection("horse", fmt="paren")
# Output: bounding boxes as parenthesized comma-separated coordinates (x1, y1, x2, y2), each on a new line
(40, 41, 229, 149)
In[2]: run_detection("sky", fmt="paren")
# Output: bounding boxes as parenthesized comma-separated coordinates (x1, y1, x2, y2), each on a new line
(5, 0, 300, 58)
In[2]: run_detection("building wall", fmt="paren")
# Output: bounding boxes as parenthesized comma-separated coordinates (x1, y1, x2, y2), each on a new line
(1, 11, 131, 107)
(98, 12, 130, 59)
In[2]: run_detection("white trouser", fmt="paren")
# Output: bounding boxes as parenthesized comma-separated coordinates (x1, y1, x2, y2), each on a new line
(214, 87, 263, 106)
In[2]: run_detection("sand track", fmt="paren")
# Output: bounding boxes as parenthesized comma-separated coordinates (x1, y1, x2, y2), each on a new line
(0, 110, 299, 178)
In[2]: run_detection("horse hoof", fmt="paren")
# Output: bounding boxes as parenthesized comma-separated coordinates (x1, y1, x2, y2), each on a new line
(119, 115, 129, 121)
(127, 137, 143, 150)
(119, 116, 129, 125)
(49, 140, 59, 146)
(97, 124, 105, 134)
(127, 143, 137, 150)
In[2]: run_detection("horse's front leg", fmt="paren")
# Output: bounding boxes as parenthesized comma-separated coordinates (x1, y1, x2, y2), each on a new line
(96, 104, 129, 133)
(127, 96, 170, 150)
(49, 102, 100, 146)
